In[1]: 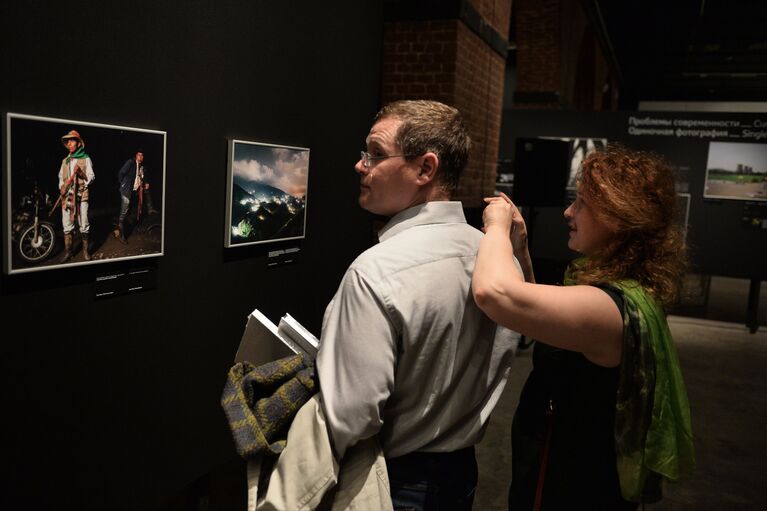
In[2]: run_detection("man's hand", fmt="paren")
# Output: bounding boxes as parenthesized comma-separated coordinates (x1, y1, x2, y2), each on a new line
(60, 185, 67, 196)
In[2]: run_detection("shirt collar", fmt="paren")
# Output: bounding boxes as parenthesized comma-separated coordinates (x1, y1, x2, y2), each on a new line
(378, 201, 467, 242)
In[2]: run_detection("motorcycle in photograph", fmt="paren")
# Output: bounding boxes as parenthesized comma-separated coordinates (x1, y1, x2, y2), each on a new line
(11, 181, 56, 263)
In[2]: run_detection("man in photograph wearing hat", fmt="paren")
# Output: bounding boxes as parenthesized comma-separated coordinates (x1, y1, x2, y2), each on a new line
(58, 129, 95, 262)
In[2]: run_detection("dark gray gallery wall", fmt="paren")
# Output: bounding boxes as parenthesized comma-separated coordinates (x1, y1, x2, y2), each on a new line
(1, 1, 383, 509)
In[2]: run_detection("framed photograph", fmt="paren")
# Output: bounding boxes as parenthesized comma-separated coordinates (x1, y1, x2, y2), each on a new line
(225, 140, 309, 247)
(543, 137, 608, 189)
(3, 113, 166, 274)
(565, 138, 609, 189)
(704, 141, 767, 201)
(541, 137, 608, 203)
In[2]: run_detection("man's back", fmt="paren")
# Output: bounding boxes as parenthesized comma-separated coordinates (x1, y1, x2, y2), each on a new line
(317, 202, 518, 459)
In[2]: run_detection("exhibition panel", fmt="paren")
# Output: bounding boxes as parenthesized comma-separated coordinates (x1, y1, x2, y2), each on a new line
(500, 109, 767, 281)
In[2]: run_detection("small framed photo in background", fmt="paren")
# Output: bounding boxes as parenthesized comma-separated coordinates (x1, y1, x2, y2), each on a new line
(704, 141, 767, 202)
(225, 140, 309, 248)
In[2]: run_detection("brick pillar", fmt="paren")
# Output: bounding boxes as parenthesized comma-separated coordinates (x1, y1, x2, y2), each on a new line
(381, 0, 512, 207)
(513, 0, 620, 111)
(513, 0, 562, 109)
(382, 20, 457, 105)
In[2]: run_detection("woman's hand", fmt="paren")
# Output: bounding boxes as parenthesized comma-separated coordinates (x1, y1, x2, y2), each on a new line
(483, 193, 528, 248)
(482, 193, 534, 282)
(506, 196, 529, 256)
(482, 193, 514, 235)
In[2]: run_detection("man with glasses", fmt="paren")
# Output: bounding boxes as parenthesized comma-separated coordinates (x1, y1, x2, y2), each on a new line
(317, 100, 520, 510)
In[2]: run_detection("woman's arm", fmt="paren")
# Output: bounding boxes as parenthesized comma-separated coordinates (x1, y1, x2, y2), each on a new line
(507, 200, 535, 283)
(472, 195, 623, 367)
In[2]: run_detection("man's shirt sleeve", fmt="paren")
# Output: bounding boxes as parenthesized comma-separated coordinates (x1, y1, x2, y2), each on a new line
(316, 266, 398, 460)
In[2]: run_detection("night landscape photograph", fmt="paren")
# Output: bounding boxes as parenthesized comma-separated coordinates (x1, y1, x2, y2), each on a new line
(226, 141, 309, 246)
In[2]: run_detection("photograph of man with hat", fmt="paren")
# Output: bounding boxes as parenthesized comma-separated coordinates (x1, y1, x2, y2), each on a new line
(58, 129, 95, 262)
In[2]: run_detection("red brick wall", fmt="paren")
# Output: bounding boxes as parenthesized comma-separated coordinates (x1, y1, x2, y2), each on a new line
(381, 0, 511, 206)
(453, 23, 507, 204)
(471, 0, 512, 36)
(515, 0, 561, 103)
(381, 20, 458, 105)
(514, 0, 619, 111)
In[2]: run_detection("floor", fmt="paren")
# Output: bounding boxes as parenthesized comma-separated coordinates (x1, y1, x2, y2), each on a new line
(474, 276, 767, 510)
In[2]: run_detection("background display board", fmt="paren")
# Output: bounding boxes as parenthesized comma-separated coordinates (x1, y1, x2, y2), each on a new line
(499, 110, 767, 280)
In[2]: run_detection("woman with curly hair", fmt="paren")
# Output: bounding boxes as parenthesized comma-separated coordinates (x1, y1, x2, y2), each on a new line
(472, 145, 695, 510)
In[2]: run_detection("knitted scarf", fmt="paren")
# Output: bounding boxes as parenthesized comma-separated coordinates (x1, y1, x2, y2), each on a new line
(565, 265, 695, 502)
(221, 354, 317, 459)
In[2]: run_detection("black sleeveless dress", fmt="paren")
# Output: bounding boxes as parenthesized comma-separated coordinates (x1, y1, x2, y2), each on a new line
(509, 288, 638, 510)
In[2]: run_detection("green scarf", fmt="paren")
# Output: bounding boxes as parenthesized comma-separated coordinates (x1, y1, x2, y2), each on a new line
(66, 146, 88, 163)
(565, 263, 695, 502)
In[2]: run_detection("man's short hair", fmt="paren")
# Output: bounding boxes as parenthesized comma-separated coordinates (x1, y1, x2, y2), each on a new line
(375, 100, 471, 193)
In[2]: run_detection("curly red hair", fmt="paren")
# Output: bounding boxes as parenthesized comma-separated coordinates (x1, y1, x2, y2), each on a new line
(569, 145, 687, 306)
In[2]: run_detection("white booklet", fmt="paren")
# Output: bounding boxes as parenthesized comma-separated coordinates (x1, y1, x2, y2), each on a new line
(234, 308, 319, 366)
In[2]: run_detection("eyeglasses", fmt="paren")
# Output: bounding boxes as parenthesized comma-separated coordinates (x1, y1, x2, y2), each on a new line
(360, 151, 420, 168)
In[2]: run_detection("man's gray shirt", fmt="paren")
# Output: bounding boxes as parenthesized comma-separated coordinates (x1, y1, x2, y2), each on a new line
(317, 201, 520, 459)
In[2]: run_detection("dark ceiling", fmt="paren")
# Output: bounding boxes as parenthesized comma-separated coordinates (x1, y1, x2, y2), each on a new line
(585, 0, 767, 105)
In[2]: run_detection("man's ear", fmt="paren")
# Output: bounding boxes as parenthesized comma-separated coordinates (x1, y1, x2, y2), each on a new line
(416, 152, 439, 185)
